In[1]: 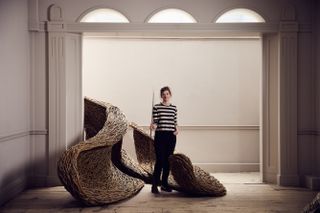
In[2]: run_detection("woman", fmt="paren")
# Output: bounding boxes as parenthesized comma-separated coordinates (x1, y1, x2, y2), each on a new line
(150, 86, 178, 194)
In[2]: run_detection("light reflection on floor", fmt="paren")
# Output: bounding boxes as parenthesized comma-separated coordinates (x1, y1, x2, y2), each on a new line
(212, 172, 261, 184)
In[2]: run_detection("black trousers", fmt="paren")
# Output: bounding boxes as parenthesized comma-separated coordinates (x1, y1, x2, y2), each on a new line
(152, 130, 176, 187)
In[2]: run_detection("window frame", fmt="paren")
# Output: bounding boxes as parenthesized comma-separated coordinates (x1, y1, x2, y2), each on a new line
(215, 8, 266, 23)
(79, 8, 130, 23)
(147, 8, 197, 23)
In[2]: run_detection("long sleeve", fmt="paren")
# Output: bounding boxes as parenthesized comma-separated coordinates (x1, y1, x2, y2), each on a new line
(152, 105, 159, 124)
(174, 107, 178, 128)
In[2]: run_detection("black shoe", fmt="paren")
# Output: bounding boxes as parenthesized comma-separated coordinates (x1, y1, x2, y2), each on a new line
(160, 185, 172, 192)
(151, 185, 159, 194)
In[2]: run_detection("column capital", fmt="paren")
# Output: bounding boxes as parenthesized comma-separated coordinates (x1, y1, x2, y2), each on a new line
(48, 4, 63, 22)
(46, 4, 65, 33)
(279, 21, 298, 32)
(46, 21, 65, 32)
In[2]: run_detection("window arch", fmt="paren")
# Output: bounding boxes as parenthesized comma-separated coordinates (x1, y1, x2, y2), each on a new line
(79, 8, 130, 23)
(216, 8, 265, 23)
(147, 8, 197, 23)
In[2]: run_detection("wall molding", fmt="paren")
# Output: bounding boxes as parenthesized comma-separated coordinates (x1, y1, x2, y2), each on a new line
(277, 174, 300, 186)
(0, 131, 29, 143)
(31, 21, 280, 34)
(304, 175, 320, 190)
(30, 21, 313, 33)
(30, 130, 48, 135)
(138, 125, 260, 131)
(0, 130, 48, 143)
(194, 162, 259, 173)
(7, 127, 319, 143)
(138, 126, 320, 134)
(299, 23, 312, 32)
(297, 129, 320, 136)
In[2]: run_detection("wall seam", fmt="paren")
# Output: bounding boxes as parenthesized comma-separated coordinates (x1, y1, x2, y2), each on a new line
(0, 130, 48, 143)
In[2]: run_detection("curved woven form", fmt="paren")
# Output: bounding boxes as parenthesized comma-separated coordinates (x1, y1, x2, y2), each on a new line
(112, 126, 181, 189)
(169, 153, 227, 196)
(111, 139, 152, 183)
(303, 192, 320, 213)
(57, 98, 144, 206)
(58, 97, 226, 205)
(129, 123, 179, 187)
(130, 123, 156, 175)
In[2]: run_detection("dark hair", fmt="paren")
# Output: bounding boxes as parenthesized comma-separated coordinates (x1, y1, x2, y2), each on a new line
(160, 86, 172, 96)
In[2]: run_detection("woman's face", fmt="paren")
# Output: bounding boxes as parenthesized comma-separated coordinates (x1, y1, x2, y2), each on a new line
(161, 90, 171, 102)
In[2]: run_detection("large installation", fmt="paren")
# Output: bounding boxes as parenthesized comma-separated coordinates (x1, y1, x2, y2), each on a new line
(57, 98, 226, 205)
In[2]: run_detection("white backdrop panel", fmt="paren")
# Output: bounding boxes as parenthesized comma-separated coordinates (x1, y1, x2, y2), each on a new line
(82, 38, 262, 126)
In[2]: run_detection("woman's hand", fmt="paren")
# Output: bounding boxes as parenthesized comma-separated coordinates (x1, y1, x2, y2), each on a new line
(150, 123, 157, 130)
(173, 129, 178, 135)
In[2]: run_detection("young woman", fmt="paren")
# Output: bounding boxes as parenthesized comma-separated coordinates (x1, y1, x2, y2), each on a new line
(150, 86, 178, 194)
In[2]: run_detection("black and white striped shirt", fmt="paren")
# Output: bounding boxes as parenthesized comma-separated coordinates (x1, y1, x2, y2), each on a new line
(152, 102, 177, 131)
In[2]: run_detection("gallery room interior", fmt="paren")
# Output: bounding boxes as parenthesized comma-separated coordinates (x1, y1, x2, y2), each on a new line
(0, 0, 320, 212)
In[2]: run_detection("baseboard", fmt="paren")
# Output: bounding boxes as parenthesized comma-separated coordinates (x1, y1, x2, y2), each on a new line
(28, 175, 48, 187)
(304, 175, 320, 190)
(193, 163, 259, 173)
(277, 174, 300, 186)
(0, 176, 28, 206)
(28, 175, 62, 187)
(46, 175, 62, 187)
(263, 172, 278, 184)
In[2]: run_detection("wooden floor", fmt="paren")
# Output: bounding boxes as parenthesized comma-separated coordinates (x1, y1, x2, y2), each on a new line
(0, 173, 316, 213)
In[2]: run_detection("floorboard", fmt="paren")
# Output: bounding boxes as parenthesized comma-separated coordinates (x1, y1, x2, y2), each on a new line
(0, 173, 316, 213)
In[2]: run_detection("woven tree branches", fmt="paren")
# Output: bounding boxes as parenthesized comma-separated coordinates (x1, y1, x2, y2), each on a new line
(57, 98, 144, 206)
(57, 97, 226, 206)
(303, 192, 320, 213)
(129, 123, 226, 196)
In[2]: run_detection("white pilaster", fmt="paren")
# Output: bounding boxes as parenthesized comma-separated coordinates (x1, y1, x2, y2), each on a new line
(46, 4, 67, 186)
(262, 33, 279, 184)
(277, 20, 299, 186)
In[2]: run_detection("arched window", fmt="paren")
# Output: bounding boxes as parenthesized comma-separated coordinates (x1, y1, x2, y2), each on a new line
(148, 8, 197, 23)
(216, 8, 265, 23)
(80, 8, 129, 23)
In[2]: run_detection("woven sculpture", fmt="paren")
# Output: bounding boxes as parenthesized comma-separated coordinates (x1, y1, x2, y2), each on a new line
(58, 97, 226, 206)
(111, 139, 153, 183)
(129, 123, 180, 188)
(130, 123, 156, 176)
(57, 98, 144, 206)
(169, 153, 227, 196)
(303, 192, 320, 213)
(111, 123, 180, 189)
(129, 123, 226, 196)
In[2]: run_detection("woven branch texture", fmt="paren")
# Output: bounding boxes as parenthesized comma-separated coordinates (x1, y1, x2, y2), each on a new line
(303, 192, 320, 213)
(57, 97, 226, 206)
(57, 98, 144, 206)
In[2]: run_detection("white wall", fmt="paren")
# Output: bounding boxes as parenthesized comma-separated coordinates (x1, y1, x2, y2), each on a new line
(83, 37, 262, 172)
(0, 0, 31, 206)
(83, 38, 261, 125)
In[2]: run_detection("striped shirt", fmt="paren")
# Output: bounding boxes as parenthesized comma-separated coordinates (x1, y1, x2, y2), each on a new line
(152, 102, 177, 131)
